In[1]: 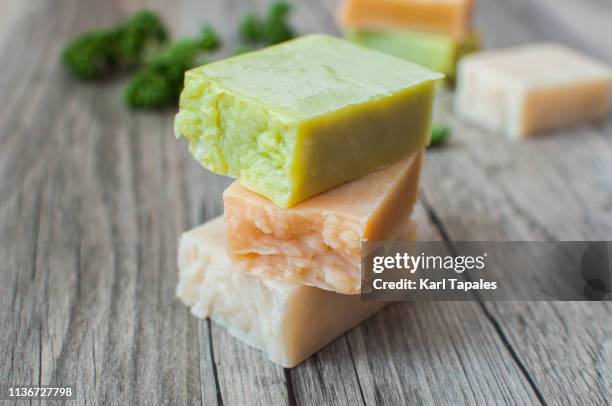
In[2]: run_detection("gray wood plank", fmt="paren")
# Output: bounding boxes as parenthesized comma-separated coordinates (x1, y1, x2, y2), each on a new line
(342, 205, 541, 406)
(0, 1, 214, 404)
(416, 1, 612, 404)
(290, 337, 366, 406)
(211, 321, 290, 406)
(348, 302, 543, 406)
(425, 92, 612, 404)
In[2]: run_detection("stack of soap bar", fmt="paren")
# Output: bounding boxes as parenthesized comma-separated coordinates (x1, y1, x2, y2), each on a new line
(346, 29, 479, 82)
(224, 152, 424, 294)
(177, 217, 415, 367)
(455, 43, 612, 138)
(175, 34, 440, 208)
(339, 0, 478, 82)
(339, 0, 475, 39)
(176, 34, 439, 367)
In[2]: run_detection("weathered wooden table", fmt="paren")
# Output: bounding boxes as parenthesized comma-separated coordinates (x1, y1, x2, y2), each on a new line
(1, 0, 611, 404)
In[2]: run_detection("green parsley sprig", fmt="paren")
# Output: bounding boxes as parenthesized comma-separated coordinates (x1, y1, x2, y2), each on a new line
(62, 10, 168, 79)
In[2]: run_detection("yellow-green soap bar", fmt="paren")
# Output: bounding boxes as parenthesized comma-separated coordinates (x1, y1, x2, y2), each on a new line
(175, 34, 442, 208)
(346, 29, 479, 83)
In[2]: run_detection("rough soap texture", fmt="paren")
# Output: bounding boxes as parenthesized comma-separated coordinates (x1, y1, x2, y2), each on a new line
(455, 43, 612, 138)
(177, 217, 390, 368)
(339, 0, 475, 40)
(224, 151, 424, 294)
(175, 34, 440, 207)
(346, 29, 479, 82)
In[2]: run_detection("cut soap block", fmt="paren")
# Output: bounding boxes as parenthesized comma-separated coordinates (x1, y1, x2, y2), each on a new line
(224, 151, 424, 294)
(346, 29, 479, 83)
(175, 34, 441, 208)
(177, 216, 413, 368)
(339, 0, 475, 40)
(455, 43, 612, 138)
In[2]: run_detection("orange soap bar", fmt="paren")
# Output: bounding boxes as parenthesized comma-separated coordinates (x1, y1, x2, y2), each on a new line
(339, 0, 475, 40)
(224, 151, 424, 294)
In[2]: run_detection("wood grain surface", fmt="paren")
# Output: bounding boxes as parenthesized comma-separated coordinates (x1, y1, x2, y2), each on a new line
(1, 0, 611, 405)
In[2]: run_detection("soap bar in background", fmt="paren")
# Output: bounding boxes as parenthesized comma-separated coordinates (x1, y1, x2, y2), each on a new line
(339, 0, 475, 40)
(346, 29, 479, 83)
(176, 217, 412, 368)
(223, 151, 424, 294)
(455, 43, 612, 138)
(175, 34, 441, 208)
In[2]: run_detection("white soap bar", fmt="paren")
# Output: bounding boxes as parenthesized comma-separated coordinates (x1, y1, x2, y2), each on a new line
(455, 43, 612, 138)
(177, 217, 417, 367)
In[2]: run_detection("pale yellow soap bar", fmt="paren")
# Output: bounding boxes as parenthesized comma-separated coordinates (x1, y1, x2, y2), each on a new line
(455, 43, 612, 138)
(224, 151, 424, 294)
(177, 217, 398, 368)
(339, 0, 475, 40)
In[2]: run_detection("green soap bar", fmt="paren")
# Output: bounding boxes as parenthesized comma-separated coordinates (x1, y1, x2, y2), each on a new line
(175, 34, 442, 207)
(346, 29, 479, 83)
